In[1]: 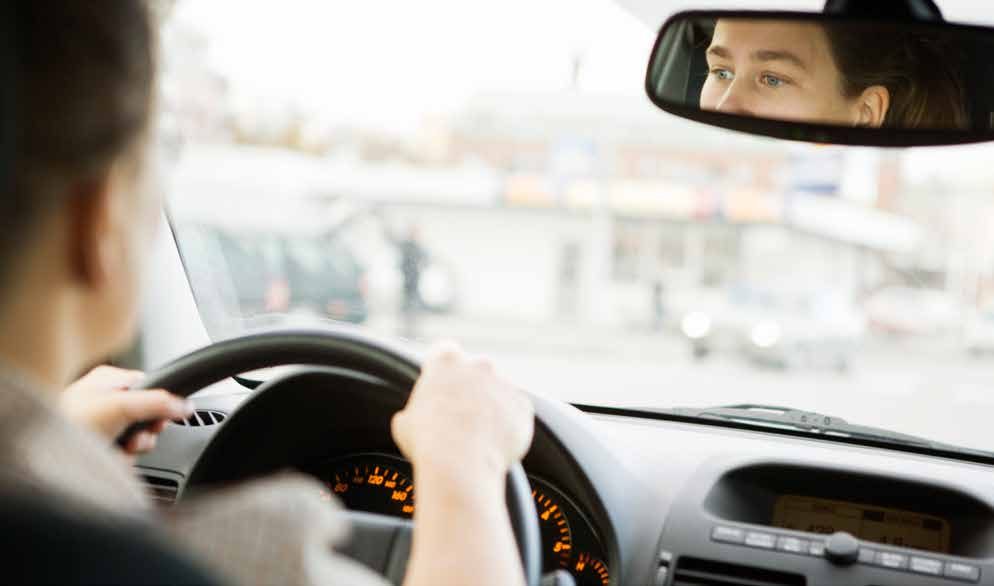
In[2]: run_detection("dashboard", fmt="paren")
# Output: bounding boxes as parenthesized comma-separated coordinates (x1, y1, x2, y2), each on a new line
(136, 370, 994, 586)
(304, 452, 610, 586)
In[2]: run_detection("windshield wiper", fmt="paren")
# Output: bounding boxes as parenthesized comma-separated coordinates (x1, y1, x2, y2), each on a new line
(648, 403, 977, 453)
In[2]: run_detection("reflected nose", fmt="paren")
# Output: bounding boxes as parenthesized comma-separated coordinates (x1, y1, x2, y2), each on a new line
(715, 81, 754, 117)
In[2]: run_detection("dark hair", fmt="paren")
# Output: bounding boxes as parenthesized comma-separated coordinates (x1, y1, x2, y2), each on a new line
(823, 24, 969, 129)
(9, 1, 156, 269)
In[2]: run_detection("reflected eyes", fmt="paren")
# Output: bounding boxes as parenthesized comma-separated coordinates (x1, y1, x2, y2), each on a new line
(710, 68, 734, 81)
(760, 74, 787, 88)
(708, 68, 790, 89)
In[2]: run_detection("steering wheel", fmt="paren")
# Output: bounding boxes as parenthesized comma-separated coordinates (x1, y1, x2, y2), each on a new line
(126, 329, 542, 586)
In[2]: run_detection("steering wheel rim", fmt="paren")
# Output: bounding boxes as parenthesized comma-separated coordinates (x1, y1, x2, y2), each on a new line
(135, 328, 541, 586)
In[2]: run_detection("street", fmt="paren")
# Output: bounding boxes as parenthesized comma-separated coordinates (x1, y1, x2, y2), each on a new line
(370, 313, 994, 454)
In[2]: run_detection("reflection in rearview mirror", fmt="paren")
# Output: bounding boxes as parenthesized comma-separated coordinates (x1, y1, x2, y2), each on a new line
(646, 13, 994, 144)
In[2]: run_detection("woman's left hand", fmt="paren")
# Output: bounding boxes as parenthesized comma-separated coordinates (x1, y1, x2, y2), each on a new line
(60, 365, 194, 455)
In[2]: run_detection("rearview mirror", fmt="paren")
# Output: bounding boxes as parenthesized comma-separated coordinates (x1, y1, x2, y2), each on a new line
(645, 11, 994, 146)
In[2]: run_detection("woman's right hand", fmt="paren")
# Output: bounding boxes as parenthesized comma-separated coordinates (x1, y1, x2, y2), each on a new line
(391, 342, 534, 479)
(391, 343, 535, 586)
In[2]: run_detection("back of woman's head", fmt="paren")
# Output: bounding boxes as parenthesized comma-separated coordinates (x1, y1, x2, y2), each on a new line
(823, 23, 969, 129)
(10, 1, 155, 268)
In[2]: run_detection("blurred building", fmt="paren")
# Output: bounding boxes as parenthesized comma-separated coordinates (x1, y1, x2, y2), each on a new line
(159, 19, 232, 142)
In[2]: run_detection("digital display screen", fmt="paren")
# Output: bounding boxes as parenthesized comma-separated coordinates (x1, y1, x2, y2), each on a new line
(772, 494, 951, 554)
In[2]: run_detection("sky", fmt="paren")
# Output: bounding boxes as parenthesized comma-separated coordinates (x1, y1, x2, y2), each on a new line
(174, 0, 655, 131)
(172, 0, 994, 185)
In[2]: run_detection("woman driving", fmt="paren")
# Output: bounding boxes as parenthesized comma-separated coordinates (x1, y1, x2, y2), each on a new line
(700, 18, 968, 129)
(1, 2, 532, 585)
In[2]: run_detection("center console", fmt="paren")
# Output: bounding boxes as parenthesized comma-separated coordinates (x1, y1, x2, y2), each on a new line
(652, 460, 994, 586)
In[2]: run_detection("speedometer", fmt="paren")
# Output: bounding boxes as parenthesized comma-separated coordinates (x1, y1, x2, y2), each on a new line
(322, 453, 416, 518)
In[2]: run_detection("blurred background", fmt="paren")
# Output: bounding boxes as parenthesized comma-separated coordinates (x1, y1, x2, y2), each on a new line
(156, 0, 994, 452)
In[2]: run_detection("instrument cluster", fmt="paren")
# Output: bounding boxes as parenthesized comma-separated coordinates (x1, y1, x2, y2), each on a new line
(314, 452, 610, 586)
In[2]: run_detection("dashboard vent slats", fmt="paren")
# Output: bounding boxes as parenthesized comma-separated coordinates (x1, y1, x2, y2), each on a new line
(672, 557, 805, 586)
(139, 474, 179, 507)
(172, 409, 226, 427)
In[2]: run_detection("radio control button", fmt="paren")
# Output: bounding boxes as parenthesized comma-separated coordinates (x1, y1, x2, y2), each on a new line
(711, 526, 745, 544)
(744, 532, 776, 549)
(777, 536, 808, 554)
(857, 548, 875, 564)
(945, 562, 981, 583)
(909, 557, 943, 576)
(875, 551, 909, 570)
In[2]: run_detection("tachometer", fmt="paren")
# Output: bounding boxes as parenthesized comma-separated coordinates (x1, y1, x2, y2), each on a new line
(322, 453, 415, 518)
(532, 487, 573, 569)
(530, 476, 610, 585)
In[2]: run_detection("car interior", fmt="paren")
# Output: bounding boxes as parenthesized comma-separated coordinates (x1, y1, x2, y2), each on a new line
(12, 1, 994, 585)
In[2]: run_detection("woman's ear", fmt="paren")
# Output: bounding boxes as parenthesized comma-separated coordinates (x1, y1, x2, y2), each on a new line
(856, 85, 891, 128)
(66, 175, 119, 289)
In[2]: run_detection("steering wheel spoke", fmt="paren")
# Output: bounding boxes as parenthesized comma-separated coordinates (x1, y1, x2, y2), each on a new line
(339, 511, 413, 586)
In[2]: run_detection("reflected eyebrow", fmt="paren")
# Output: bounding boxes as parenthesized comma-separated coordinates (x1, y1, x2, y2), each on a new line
(706, 45, 732, 60)
(753, 49, 808, 71)
(706, 44, 809, 72)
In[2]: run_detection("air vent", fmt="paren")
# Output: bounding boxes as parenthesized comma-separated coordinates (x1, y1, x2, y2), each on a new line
(172, 409, 226, 427)
(672, 557, 805, 586)
(139, 474, 179, 507)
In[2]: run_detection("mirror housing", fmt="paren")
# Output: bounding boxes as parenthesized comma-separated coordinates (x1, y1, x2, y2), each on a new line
(823, 0, 942, 21)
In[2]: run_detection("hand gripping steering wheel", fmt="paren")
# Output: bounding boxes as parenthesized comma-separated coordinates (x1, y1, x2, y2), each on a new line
(122, 329, 541, 586)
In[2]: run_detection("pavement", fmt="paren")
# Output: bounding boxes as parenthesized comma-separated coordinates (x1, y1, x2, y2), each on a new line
(365, 312, 994, 455)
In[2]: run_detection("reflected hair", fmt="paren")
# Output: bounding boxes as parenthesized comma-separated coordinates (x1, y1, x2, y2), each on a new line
(822, 24, 969, 129)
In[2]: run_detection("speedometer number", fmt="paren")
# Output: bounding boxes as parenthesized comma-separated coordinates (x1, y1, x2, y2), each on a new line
(324, 456, 417, 518)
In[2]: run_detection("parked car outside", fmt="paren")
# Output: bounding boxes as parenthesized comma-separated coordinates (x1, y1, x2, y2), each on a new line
(864, 286, 963, 337)
(175, 223, 369, 328)
(677, 285, 864, 371)
(965, 304, 994, 356)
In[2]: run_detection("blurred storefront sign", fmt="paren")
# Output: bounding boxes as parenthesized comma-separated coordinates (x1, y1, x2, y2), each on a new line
(504, 174, 786, 225)
(551, 138, 600, 181)
(562, 179, 602, 210)
(722, 188, 783, 223)
(608, 181, 698, 219)
(505, 173, 557, 207)
(785, 147, 846, 195)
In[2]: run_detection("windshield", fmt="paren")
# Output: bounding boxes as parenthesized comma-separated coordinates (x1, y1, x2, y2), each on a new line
(162, 0, 994, 456)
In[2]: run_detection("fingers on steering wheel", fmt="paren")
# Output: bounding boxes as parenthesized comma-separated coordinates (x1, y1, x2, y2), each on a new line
(430, 340, 463, 363)
(471, 357, 495, 373)
(390, 411, 411, 454)
(124, 430, 158, 454)
(118, 389, 194, 423)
